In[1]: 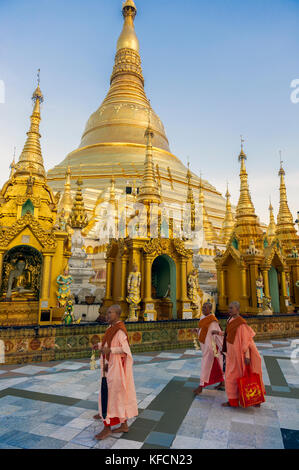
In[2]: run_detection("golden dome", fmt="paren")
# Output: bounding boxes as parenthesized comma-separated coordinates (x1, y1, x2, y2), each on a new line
(47, 2, 226, 234)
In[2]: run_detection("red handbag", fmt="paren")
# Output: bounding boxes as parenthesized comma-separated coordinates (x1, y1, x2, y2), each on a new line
(238, 365, 265, 408)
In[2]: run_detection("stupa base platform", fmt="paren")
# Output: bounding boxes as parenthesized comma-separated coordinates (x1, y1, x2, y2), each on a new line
(0, 314, 298, 365)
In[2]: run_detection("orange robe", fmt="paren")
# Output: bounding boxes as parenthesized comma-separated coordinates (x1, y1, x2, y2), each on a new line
(225, 317, 265, 407)
(98, 329, 138, 425)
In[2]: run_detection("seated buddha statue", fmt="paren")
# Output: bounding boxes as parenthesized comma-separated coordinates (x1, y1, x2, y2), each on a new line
(6, 258, 33, 300)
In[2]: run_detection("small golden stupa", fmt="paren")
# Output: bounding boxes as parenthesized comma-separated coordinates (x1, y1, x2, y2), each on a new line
(0, 74, 71, 326)
(216, 141, 294, 315)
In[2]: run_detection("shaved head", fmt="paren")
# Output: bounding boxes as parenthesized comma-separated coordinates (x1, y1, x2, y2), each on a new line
(203, 302, 212, 312)
(202, 301, 213, 316)
(108, 305, 122, 316)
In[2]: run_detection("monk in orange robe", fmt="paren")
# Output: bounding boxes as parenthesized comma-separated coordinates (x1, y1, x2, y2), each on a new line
(93, 305, 138, 440)
(193, 302, 225, 396)
(212, 301, 265, 408)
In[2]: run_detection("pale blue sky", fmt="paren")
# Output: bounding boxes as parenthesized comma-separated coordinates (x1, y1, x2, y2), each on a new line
(0, 0, 298, 224)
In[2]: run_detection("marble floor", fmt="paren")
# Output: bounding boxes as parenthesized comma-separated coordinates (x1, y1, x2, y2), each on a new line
(0, 338, 298, 449)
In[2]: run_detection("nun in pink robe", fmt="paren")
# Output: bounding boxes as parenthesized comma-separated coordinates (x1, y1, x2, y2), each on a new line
(199, 320, 224, 387)
(97, 328, 138, 426)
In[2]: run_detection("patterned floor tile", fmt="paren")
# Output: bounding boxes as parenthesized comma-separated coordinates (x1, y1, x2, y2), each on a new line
(280, 428, 299, 449)
(0, 342, 298, 449)
(171, 436, 200, 449)
(13, 366, 50, 375)
(33, 437, 67, 449)
(139, 409, 164, 422)
(145, 431, 175, 447)
(111, 439, 143, 449)
(65, 417, 94, 429)
(62, 442, 91, 449)
(198, 439, 228, 449)
(30, 423, 61, 437)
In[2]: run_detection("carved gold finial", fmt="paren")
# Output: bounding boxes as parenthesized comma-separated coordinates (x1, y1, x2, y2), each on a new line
(69, 178, 88, 229)
(221, 183, 235, 244)
(266, 196, 276, 242)
(116, 0, 139, 53)
(137, 105, 160, 206)
(236, 139, 255, 217)
(239, 135, 247, 162)
(276, 156, 298, 252)
(14, 73, 46, 179)
(186, 162, 195, 231)
(58, 165, 73, 220)
(122, 0, 137, 16)
(278, 150, 285, 176)
(9, 147, 16, 178)
(233, 138, 264, 252)
(198, 173, 217, 243)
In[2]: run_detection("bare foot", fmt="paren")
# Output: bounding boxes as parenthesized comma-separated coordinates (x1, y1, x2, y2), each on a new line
(95, 427, 112, 440)
(222, 401, 233, 407)
(193, 386, 203, 396)
(112, 423, 129, 433)
(214, 382, 225, 391)
(93, 414, 101, 420)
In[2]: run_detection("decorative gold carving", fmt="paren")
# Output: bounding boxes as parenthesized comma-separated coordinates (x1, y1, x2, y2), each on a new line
(0, 213, 57, 249)
(111, 48, 144, 84)
(106, 239, 118, 259)
(16, 196, 41, 207)
(143, 237, 192, 259)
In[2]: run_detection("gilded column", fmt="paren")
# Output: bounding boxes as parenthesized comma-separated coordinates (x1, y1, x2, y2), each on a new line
(106, 260, 113, 300)
(262, 269, 270, 298)
(0, 252, 3, 293)
(249, 263, 258, 309)
(180, 259, 188, 302)
(241, 268, 247, 297)
(281, 271, 288, 298)
(240, 267, 247, 312)
(144, 255, 152, 302)
(41, 254, 52, 300)
(119, 257, 128, 301)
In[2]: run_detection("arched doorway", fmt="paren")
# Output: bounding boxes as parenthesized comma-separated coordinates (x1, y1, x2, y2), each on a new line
(152, 255, 177, 319)
(1, 245, 43, 301)
(269, 266, 280, 313)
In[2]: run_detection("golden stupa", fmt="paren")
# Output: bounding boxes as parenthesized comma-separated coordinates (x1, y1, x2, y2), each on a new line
(47, 0, 226, 233)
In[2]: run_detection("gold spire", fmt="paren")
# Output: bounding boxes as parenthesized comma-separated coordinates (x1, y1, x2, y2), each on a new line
(266, 199, 276, 243)
(69, 178, 88, 229)
(234, 138, 263, 251)
(109, 175, 117, 206)
(9, 147, 16, 178)
(111, 0, 143, 87)
(199, 176, 217, 243)
(137, 111, 161, 206)
(236, 137, 255, 217)
(221, 184, 235, 244)
(117, 1, 139, 53)
(58, 165, 73, 219)
(186, 162, 195, 231)
(276, 159, 298, 252)
(15, 70, 46, 179)
(277, 160, 294, 226)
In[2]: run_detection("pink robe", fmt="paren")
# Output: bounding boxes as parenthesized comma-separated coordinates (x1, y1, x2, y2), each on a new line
(98, 329, 138, 425)
(198, 321, 224, 387)
(225, 321, 265, 402)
